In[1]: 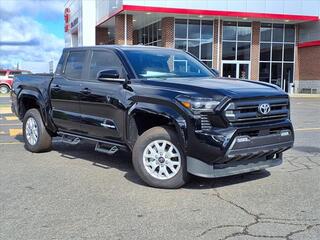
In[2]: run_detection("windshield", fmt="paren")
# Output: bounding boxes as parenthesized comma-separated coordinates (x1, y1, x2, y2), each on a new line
(123, 48, 215, 79)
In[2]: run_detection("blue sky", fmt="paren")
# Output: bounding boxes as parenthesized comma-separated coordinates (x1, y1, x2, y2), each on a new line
(0, 0, 65, 72)
(35, 15, 64, 39)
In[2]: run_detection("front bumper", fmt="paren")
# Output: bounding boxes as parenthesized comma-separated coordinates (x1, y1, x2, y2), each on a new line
(186, 120, 294, 178)
(187, 154, 282, 178)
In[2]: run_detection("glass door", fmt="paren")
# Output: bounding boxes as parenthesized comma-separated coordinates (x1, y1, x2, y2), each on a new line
(222, 63, 237, 78)
(222, 62, 250, 79)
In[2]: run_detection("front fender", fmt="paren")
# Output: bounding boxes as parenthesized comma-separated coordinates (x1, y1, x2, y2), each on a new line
(127, 102, 188, 149)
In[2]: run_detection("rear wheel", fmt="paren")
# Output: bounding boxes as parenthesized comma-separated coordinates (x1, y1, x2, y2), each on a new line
(0, 85, 10, 94)
(23, 109, 52, 152)
(132, 126, 189, 188)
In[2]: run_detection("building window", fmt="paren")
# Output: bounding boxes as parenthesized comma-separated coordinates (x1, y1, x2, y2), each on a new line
(259, 23, 295, 91)
(137, 21, 162, 46)
(221, 21, 251, 79)
(174, 19, 213, 68)
(222, 21, 251, 61)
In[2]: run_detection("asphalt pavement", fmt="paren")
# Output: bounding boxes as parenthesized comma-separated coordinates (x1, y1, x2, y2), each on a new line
(0, 95, 320, 240)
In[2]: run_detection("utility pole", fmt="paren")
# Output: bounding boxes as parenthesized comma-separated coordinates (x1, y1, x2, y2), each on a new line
(49, 61, 54, 74)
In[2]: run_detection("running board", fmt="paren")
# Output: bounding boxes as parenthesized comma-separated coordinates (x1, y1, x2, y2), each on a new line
(56, 131, 129, 152)
(95, 143, 119, 155)
(60, 135, 81, 145)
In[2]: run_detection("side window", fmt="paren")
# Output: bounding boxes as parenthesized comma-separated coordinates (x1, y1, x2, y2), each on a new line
(9, 71, 21, 78)
(55, 52, 67, 74)
(89, 51, 123, 80)
(64, 51, 86, 79)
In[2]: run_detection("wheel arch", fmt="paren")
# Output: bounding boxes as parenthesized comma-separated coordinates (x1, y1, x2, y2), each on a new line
(18, 91, 43, 117)
(127, 102, 187, 150)
(0, 82, 11, 88)
(17, 90, 56, 133)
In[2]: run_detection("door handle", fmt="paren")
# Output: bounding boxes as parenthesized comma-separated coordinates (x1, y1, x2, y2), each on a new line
(51, 84, 61, 91)
(80, 88, 91, 95)
(101, 123, 116, 129)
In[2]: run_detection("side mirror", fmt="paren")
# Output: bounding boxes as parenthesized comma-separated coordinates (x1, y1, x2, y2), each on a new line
(8, 74, 14, 78)
(97, 69, 120, 80)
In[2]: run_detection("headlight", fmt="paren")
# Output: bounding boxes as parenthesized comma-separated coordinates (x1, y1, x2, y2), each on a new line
(176, 95, 221, 113)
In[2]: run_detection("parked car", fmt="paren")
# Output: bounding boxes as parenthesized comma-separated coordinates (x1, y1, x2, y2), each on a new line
(11, 46, 294, 188)
(0, 69, 31, 94)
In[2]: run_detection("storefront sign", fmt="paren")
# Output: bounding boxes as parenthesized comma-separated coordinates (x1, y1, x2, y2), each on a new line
(64, 8, 70, 32)
(71, 18, 78, 29)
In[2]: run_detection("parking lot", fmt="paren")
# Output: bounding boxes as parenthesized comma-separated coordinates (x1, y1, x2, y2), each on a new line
(0, 95, 319, 240)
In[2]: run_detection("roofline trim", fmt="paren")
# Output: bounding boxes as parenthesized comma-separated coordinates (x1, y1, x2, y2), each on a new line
(121, 5, 319, 22)
(298, 40, 320, 48)
(96, 7, 124, 27)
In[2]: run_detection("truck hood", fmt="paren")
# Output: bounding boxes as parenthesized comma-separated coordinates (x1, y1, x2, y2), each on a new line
(139, 77, 287, 99)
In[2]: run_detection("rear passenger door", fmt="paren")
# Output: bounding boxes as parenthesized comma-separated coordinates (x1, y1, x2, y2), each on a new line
(79, 50, 127, 141)
(50, 50, 87, 133)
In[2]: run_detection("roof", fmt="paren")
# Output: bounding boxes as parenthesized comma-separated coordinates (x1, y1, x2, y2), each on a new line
(63, 45, 177, 52)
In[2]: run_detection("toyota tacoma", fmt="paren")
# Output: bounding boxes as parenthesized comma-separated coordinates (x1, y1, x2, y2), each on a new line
(11, 46, 294, 188)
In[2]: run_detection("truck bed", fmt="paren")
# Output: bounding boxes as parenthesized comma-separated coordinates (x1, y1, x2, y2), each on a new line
(13, 73, 53, 101)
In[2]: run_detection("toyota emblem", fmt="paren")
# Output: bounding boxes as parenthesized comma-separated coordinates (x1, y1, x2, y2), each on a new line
(258, 103, 271, 115)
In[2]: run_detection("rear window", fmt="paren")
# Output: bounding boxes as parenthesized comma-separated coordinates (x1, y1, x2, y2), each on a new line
(64, 51, 86, 79)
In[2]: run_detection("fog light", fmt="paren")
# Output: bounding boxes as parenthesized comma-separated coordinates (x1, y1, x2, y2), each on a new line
(236, 136, 251, 143)
(212, 135, 226, 143)
(280, 130, 291, 137)
(225, 110, 235, 118)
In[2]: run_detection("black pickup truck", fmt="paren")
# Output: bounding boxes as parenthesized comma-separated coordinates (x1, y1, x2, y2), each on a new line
(11, 46, 294, 188)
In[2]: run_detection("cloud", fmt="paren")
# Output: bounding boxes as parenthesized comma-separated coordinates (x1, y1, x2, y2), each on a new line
(0, 0, 64, 20)
(0, 39, 40, 46)
(0, 0, 65, 72)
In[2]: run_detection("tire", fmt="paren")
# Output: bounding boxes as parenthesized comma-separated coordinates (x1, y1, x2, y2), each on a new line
(23, 108, 52, 152)
(132, 126, 189, 188)
(0, 85, 10, 94)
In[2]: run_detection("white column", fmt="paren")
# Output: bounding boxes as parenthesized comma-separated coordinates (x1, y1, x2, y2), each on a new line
(81, 0, 96, 46)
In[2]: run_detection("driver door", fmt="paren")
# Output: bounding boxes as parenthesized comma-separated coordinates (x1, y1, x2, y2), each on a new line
(79, 50, 126, 141)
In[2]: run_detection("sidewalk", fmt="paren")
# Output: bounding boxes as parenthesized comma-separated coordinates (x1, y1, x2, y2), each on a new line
(289, 93, 320, 98)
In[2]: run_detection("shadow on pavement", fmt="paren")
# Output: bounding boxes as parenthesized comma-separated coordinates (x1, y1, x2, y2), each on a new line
(14, 135, 271, 189)
(46, 139, 271, 189)
(51, 140, 149, 186)
(184, 170, 270, 190)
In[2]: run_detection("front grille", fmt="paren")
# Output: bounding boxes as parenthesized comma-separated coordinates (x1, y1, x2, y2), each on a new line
(224, 97, 289, 126)
(200, 114, 212, 130)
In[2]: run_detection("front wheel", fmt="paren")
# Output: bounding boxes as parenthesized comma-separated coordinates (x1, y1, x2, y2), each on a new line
(132, 126, 189, 188)
(23, 109, 52, 152)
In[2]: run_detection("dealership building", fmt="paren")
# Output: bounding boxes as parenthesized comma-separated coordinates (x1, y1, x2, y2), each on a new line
(64, 0, 320, 93)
